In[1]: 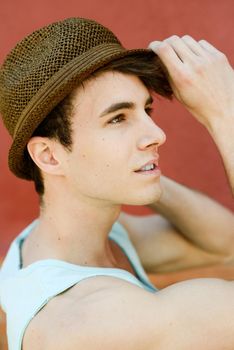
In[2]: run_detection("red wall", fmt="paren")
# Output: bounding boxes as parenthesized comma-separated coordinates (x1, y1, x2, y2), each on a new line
(0, 0, 233, 255)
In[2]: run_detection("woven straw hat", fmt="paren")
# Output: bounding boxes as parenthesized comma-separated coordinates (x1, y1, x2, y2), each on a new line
(0, 17, 150, 179)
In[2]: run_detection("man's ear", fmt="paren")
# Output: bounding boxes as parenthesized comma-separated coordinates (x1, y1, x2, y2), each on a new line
(27, 137, 65, 176)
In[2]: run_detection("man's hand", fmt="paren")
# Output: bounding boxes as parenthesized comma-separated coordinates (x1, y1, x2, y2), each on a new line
(149, 35, 234, 128)
(149, 35, 234, 194)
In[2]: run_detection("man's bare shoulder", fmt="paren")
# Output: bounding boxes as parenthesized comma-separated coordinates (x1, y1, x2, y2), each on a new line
(22, 276, 234, 350)
(22, 276, 160, 350)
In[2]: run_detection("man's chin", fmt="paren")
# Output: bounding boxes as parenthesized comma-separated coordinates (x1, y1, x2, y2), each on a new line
(144, 189, 163, 205)
(145, 183, 163, 204)
(123, 187, 163, 206)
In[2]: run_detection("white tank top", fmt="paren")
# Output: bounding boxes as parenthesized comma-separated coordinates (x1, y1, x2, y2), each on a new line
(0, 220, 157, 350)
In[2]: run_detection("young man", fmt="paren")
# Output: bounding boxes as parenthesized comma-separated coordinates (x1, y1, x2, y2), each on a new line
(0, 17, 234, 350)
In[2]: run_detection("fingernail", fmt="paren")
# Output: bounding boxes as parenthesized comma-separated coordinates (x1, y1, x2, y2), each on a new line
(148, 41, 161, 50)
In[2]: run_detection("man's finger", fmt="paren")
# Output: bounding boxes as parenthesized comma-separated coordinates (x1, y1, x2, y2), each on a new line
(148, 40, 184, 77)
(148, 41, 161, 50)
(181, 35, 207, 57)
(163, 35, 198, 63)
(199, 40, 222, 55)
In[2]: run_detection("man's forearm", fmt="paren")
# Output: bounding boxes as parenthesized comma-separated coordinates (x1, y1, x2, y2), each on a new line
(207, 117, 234, 194)
(149, 176, 234, 257)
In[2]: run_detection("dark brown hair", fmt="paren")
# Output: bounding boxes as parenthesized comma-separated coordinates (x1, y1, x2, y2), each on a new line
(25, 51, 172, 196)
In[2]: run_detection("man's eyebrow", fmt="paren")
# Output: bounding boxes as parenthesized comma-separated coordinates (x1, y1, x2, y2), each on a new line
(99, 95, 153, 118)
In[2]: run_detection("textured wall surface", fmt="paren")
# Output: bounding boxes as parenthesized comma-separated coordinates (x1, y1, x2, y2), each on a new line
(0, 0, 234, 254)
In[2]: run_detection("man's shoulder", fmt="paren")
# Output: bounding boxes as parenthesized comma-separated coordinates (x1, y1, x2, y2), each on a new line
(22, 275, 234, 350)
(22, 275, 161, 350)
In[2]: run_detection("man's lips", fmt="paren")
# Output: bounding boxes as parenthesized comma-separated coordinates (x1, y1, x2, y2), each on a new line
(134, 157, 159, 172)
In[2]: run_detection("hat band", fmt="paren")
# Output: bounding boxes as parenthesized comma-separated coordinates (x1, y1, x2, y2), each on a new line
(13, 42, 125, 138)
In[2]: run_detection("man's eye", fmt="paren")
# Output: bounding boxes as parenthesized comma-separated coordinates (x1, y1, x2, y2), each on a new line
(145, 107, 154, 116)
(108, 115, 125, 124)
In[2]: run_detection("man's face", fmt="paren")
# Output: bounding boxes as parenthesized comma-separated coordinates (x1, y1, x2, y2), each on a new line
(63, 71, 166, 206)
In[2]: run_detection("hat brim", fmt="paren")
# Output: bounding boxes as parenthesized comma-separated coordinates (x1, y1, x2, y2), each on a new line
(9, 43, 151, 179)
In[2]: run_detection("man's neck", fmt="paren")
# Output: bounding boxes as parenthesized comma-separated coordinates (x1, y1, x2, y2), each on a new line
(29, 191, 122, 268)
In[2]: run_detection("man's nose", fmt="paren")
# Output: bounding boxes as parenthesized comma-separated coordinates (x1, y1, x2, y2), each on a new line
(136, 117, 166, 151)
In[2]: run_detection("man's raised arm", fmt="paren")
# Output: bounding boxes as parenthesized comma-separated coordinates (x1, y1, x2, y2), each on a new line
(149, 35, 234, 194)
